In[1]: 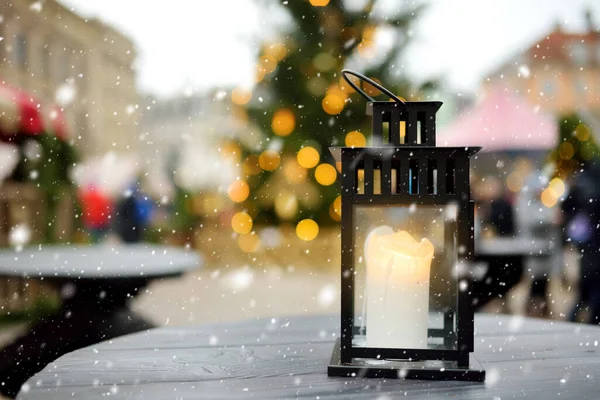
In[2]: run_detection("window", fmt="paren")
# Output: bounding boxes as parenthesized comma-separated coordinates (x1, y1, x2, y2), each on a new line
(571, 42, 588, 66)
(14, 34, 27, 68)
(543, 79, 556, 96)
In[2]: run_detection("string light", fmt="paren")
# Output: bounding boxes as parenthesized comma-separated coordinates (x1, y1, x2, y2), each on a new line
(227, 180, 250, 203)
(296, 219, 319, 241)
(238, 233, 261, 253)
(345, 131, 366, 147)
(259, 150, 281, 171)
(231, 87, 252, 105)
(272, 108, 295, 137)
(231, 212, 253, 234)
(297, 147, 320, 169)
(315, 163, 337, 186)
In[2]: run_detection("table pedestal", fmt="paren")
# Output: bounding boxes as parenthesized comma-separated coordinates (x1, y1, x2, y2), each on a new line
(0, 280, 154, 398)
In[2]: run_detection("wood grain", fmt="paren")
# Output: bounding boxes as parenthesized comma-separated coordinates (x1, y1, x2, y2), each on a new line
(17, 314, 600, 399)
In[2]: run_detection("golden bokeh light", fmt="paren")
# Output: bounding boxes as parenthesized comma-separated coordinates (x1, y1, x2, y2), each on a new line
(271, 108, 296, 137)
(274, 192, 298, 220)
(330, 195, 342, 221)
(363, 77, 382, 97)
(243, 155, 262, 176)
(540, 188, 558, 208)
(239, 233, 261, 253)
(575, 123, 591, 141)
(258, 150, 281, 171)
(231, 87, 252, 105)
(548, 177, 565, 198)
(345, 130, 367, 147)
(322, 94, 345, 115)
(221, 140, 242, 162)
(297, 146, 320, 169)
(309, 0, 330, 6)
(264, 42, 287, 61)
(315, 163, 337, 186)
(258, 55, 277, 75)
(283, 158, 307, 184)
(339, 76, 355, 93)
(506, 171, 524, 193)
(231, 212, 253, 234)
(227, 180, 250, 203)
(296, 219, 319, 241)
(559, 141, 574, 160)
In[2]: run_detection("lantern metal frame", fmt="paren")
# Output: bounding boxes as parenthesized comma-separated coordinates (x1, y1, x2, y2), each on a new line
(327, 70, 485, 381)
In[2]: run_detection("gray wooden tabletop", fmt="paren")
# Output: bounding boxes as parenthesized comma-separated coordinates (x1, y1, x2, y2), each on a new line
(18, 314, 600, 399)
(0, 244, 201, 279)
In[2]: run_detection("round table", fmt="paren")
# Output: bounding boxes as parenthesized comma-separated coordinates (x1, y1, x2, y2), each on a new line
(0, 244, 201, 398)
(18, 314, 600, 399)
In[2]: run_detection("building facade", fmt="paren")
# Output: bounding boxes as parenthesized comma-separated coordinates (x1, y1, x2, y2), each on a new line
(0, 0, 139, 156)
(485, 26, 600, 115)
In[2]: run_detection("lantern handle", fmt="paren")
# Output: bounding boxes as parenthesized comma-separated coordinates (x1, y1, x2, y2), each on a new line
(341, 69, 406, 106)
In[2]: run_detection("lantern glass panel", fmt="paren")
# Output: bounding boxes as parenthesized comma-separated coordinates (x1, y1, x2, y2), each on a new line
(352, 203, 459, 351)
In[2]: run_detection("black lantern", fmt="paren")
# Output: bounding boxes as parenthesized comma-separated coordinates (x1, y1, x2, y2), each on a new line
(327, 70, 485, 381)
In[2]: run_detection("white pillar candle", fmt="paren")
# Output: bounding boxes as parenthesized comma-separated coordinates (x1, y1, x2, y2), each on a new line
(365, 226, 433, 349)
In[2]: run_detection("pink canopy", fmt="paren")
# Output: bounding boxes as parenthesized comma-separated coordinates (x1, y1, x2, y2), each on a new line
(438, 87, 556, 152)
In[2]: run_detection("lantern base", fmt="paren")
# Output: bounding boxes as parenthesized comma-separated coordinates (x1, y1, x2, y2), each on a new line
(327, 339, 485, 382)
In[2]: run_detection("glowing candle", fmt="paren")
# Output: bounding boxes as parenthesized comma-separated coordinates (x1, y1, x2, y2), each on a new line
(365, 226, 433, 349)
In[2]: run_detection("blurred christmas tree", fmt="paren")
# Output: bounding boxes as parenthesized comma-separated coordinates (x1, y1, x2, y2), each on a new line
(228, 0, 425, 233)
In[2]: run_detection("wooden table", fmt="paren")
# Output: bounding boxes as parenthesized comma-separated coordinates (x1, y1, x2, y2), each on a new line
(472, 238, 552, 309)
(0, 244, 201, 398)
(18, 314, 600, 399)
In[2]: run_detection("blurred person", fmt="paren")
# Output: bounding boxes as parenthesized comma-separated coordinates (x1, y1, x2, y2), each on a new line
(551, 115, 600, 324)
(114, 183, 152, 243)
(516, 166, 562, 317)
(79, 185, 113, 243)
(471, 176, 519, 310)
(476, 176, 515, 237)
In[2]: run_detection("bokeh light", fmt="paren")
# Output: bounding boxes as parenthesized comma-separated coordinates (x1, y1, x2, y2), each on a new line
(231, 87, 252, 105)
(330, 195, 342, 221)
(231, 212, 253, 234)
(283, 158, 307, 184)
(315, 163, 337, 186)
(297, 146, 320, 169)
(258, 55, 277, 75)
(345, 130, 366, 147)
(258, 150, 281, 171)
(238, 233, 261, 253)
(309, 0, 330, 6)
(559, 141, 574, 160)
(296, 219, 319, 241)
(264, 42, 287, 61)
(227, 180, 250, 203)
(540, 188, 558, 208)
(274, 192, 298, 220)
(272, 108, 295, 137)
(322, 94, 345, 115)
(575, 123, 591, 141)
(243, 155, 262, 176)
(506, 171, 524, 193)
(548, 177, 565, 198)
(220, 140, 242, 162)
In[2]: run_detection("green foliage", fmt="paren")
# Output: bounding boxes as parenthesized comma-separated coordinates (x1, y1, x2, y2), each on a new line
(549, 113, 600, 178)
(10, 133, 78, 243)
(242, 0, 422, 225)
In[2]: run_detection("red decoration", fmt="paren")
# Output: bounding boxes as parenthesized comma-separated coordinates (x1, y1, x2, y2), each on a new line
(79, 187, 113, 229)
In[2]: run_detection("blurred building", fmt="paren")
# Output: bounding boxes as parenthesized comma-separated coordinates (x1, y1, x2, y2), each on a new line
(485, 19, 600, 115)
(140, 91, 253, 195)
(0, 0, 139, 156)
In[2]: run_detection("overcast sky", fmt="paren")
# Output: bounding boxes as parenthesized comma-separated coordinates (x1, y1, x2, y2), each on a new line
(59, 0, 600, 97)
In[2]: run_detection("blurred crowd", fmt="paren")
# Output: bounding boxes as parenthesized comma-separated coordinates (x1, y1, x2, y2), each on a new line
(473, 117, 600, 324)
